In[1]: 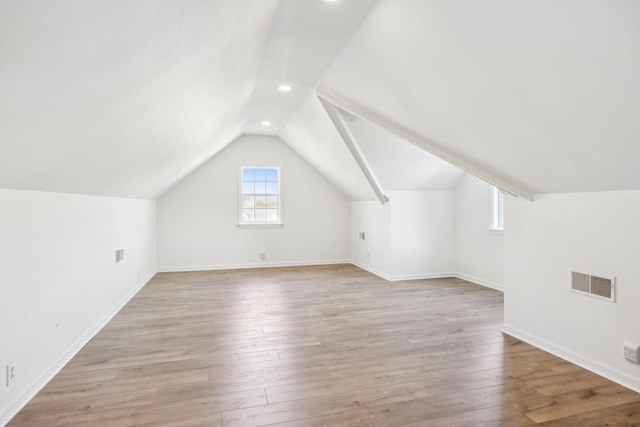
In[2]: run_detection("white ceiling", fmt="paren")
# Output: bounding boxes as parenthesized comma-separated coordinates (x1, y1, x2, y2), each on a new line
(320, 0, 640, 195)
(2, 0, 639, 200)
(0, 0, 376, 199)
(280, 93, 376, 200)
(344, 114, 465, 192)
(243, 0, 377, 134)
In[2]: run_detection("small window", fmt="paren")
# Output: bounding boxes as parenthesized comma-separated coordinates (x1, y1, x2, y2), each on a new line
(490, 186, 504, 231)
(240, 167, 281, 225)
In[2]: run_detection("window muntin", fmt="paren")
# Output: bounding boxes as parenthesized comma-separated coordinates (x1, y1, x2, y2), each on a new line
(240, 167, 281, 224)
(490, 186, 504, 231)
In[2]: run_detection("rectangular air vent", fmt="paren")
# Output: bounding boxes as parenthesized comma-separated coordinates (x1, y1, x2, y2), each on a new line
(570, 271, 615, 302)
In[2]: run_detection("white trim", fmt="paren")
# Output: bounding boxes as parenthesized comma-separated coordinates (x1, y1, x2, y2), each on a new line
(158, 259, 351, 273)
(348, 261, 393, 281)
(317, 95, 389, 205)
(351, 261, 504, 290)
(453, 272, 504, 292)
(501, 324, 640, 394)
(237, 223, 284, 229)
(316, 88, 534, 202)
(388, 272, 455, 281)
(239, 165, 283, 226)
(490, 186, 505, 231)
(0, 270, 156, 427)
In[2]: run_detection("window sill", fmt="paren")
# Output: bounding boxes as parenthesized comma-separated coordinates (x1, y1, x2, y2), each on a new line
(237, 222, 284, 229)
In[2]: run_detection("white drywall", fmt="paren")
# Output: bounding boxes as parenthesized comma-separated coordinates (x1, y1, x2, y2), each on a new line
(0, 0, 280, 199)
(157, 135, 350, 270)
(350, 191, 455, 280)
(350, 201, 391, 278)
(347, 117, 464, 191)
(0, 189, 156, 425)
(280, 93, 375, 201)
(503, 190, 640, 392)
(389, 191, 454, 279)
(321, 0, 640, 195)
(454, 174, 504, 290)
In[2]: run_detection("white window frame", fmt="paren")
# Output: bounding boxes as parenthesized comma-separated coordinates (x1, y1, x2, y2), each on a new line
(238, 166, 283, 227)
(490, 186, 504, 232)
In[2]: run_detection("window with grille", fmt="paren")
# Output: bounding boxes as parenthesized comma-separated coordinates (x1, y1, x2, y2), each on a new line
(240, 167, 281, 225)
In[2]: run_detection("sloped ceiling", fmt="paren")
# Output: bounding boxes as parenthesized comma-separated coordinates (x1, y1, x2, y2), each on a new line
(319, 0, 640, 195)
(0, 0, 377, 199)
(244, 0, 377, 134)
(4, 0, 638, 200)
(345, 115, 465, 192)
(279, 94, 375, 200)
(0, 0, 280, 198)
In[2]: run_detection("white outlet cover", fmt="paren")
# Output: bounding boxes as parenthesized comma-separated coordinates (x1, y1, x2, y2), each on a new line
(7, 361, 15, 386)
(623, 344, 639, 363)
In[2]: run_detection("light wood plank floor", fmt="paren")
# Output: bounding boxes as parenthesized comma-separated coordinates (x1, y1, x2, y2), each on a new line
(8, 264, 640, 426)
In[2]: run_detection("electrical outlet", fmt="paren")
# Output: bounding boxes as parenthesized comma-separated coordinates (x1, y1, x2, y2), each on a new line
(6, 361, 15, 386)
(624, 344, 639, 363)
(259, 251, 266, 260)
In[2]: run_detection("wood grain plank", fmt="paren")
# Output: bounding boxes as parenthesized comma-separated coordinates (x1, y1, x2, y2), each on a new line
(6, 265, 638, 426)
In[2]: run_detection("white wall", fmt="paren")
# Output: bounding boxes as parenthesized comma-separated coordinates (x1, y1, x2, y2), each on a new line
(0, 189, 156, 425)
(157, 135, 350, 270)
(350, 191, 455, 280)
(454, 174, 504, 290)
(389, 191, 454, 279)
(503, 190, 640, 393)
(350, 200, 391, 277)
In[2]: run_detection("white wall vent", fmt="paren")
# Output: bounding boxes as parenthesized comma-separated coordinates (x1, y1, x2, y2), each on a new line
(570, 271, 615, 302)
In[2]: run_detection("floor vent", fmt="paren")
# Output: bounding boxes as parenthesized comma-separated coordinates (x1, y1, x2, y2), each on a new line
(570, 271, 615, 302)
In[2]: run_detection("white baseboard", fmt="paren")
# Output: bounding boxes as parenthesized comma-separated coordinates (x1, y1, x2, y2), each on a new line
(502, 324, 640, 394)
(158, 259, 351, 273)
(388, 272, 454, 281)
(350, 261, 503, 289)
(349, 260, 393, 281)
(349, 261, 453, 282)
(453, 272, 504, 292)
(0, 270, 156, 427)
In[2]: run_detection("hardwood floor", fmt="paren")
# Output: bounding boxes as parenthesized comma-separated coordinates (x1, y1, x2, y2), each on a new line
(8, 264, 640, 426)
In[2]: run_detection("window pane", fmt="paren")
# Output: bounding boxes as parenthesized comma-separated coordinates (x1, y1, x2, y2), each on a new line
(266, 181, 278, 194)
(266, 196, 277, 208)
(255, 181, 266, 194)
(242, 182, 254, 194)
(242, 209, 254, 222)
(242, 168, 254, 181)
(266, 169, 278, 181)
(240, 167, 280, 224)
(243, 196, 254, 208)
(266, 209, 278, 221)
(255, 209, 266, 222)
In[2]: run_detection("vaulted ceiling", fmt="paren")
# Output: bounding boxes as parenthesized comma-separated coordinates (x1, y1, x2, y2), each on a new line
(2, 0, 639, 200)
(0, 0, 376, 198)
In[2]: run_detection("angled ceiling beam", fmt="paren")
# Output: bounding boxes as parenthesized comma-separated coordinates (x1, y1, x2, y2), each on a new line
(317, 95, 389, 205)
(317, 88, 534, 201)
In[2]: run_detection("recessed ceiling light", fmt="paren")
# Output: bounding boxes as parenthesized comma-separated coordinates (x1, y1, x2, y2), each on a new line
(261, 121, 271, 126)
(278, 85, 292, 92)
(325, 0, 339, 2)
